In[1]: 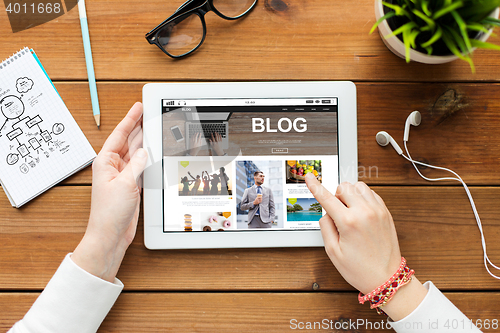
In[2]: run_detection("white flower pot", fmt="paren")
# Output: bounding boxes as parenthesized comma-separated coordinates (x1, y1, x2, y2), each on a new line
(374, 0, 500, 64)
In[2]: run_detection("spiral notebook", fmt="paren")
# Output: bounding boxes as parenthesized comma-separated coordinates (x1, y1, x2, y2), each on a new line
(0, 47, 96, 208)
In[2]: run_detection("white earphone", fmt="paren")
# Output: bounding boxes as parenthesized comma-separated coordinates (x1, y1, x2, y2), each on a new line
(377, 111, 500, 280)
(376, 131, 403, 155)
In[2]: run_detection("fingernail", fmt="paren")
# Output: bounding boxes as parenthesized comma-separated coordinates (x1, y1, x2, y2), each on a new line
(136, 148, 148, 159)
(305, 173, 315, 180)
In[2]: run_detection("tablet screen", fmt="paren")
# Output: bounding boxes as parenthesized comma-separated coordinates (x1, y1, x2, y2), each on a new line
(161, 98, 338, 232)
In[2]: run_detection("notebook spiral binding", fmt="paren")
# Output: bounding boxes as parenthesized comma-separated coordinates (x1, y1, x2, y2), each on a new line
(0, 47, 30, 70)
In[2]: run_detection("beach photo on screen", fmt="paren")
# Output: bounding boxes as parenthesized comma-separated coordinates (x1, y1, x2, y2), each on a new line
(286, 198, 323, 222)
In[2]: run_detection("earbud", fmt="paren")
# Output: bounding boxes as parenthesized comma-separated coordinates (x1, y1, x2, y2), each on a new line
(376, 131, 403, 155)
(404, 111, 421, 142)
(375, 110, 499, 280)
(377, 111, 421, 155)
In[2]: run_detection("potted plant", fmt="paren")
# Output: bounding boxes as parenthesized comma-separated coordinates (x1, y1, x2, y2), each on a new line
(371, 0, 500, 71)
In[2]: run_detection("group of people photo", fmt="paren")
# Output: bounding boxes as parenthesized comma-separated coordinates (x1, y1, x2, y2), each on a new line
(179, 162, 231, 196)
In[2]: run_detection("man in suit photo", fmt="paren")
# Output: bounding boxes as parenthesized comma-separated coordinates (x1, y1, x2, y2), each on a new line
(240, 171, 275, 229)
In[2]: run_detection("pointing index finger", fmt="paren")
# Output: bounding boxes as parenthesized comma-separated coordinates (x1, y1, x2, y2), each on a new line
(305, 173, 347, 221)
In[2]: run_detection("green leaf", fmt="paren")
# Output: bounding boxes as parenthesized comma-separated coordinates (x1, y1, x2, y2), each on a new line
(442, 29, 475, 73)
(370, 0, 500, 69)
(382, 1, 410, 16)
(432, 1, 464, 20)
(459, 0, 500, 22)
(471, 38, 500, 51)
(370, 11, 396, 34)
(442, 29, 467, 60)
(384, 21, 418, 39)
(421, 0, 432, 17)
(403, 28, 412, 62)
(481, 17, 500, 27)
(468, 58, 476, 73)
(413, 9, 436, 29)
(410, 29, 420, 48)
(421, 26, 443, 48)
(467, 23, 490, 34)
(446, 25, 469, 54)
(451, 10, 472, 53)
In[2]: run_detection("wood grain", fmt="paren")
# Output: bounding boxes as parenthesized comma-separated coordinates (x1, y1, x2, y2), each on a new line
(357, 82, 500, 185)
(2, 292, 499, 332)
(53, 82, 500, 185)
(2, 0, 500, 82)
(1, 186, 499, 290)
(2, 0, 500, 331)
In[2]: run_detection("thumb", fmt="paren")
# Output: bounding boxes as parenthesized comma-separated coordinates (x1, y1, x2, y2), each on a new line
(120, 148, 148, 187)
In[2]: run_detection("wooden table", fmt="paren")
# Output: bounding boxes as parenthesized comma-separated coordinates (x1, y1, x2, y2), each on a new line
(2, 0, 500, 331)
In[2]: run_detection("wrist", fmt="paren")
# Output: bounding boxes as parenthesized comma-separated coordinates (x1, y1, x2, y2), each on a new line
(358, 257, 428, 321)
(382, 276, 428, 321)
(72, 232, 128, 283)
(358, 256, 402, 295)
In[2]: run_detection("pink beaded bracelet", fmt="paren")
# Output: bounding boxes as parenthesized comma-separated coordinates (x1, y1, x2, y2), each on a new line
(358, 257, 415, 315)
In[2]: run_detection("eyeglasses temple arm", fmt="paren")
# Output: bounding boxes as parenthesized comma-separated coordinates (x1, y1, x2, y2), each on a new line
(176, 0, 195, 13)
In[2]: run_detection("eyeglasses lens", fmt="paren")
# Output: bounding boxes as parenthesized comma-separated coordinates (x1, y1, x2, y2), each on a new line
(158, 14, 204, 57)
(212, 0, 256, 18)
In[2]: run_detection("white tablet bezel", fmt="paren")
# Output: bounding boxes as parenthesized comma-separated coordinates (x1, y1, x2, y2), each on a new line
(143, 81, 357, 249)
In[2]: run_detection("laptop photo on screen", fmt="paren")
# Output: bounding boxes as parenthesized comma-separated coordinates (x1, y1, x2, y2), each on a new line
(184, 110, 230, 150)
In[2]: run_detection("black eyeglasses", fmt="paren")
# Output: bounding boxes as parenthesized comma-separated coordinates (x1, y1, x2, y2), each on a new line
(145, 0, 258, 58)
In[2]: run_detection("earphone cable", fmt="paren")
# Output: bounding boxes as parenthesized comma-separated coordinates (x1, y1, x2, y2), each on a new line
(402, 141, 500, 280)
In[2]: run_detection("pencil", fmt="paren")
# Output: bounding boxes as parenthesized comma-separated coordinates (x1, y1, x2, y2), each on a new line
(78, 0, 100, 128)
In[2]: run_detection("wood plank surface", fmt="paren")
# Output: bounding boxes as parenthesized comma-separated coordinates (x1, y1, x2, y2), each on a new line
(2, 292, 500, 332)
(1, 186, 499, 291)
(2, 0, 500, 82)
(358, 83, 500, 185)
(2, 0, 500, 331)
(55, 82, 500, 185)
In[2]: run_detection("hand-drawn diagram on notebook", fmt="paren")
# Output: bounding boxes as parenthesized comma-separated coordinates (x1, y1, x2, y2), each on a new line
(0, 48, 95, 207)
(0, 76, 68, 175)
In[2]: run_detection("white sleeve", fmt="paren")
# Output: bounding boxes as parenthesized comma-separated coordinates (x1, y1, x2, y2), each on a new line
(8, 253, 123, 333)
(388, 281, 481, 333)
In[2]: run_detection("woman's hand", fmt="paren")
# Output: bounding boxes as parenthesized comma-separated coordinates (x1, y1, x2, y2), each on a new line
(72, 102, 148, 282)
(305, 175, 401, 294)
(305, 174, 427, 320)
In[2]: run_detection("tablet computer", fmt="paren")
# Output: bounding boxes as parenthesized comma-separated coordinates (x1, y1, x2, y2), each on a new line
(143, 81, 357, 249)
